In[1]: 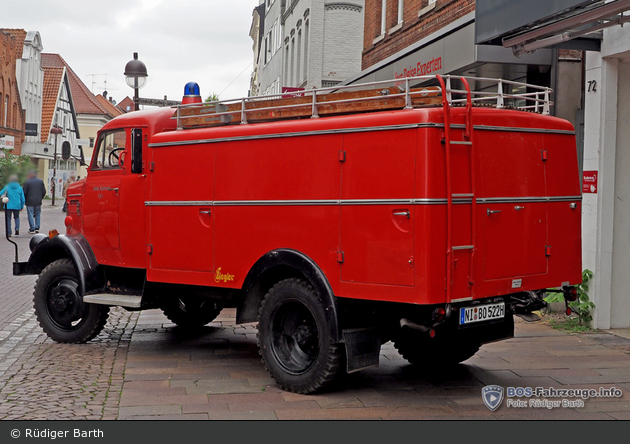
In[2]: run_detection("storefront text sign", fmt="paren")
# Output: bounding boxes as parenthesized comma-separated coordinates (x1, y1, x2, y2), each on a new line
(583, 171, 598, 194)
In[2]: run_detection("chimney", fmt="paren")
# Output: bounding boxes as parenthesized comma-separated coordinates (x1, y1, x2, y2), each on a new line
(103, 90, 108, 100)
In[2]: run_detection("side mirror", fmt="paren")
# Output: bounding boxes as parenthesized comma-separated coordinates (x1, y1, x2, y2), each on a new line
(131, 129, 143, 174)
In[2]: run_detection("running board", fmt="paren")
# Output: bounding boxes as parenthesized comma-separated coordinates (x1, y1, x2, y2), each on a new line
(83, 294, 142, 308)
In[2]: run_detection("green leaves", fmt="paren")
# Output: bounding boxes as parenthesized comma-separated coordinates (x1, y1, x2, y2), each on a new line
(544, 269, 595, 326)
(0, 154, 33, 189)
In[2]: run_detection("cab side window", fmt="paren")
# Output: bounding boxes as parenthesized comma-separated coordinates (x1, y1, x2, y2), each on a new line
(92, 130, 127, 170)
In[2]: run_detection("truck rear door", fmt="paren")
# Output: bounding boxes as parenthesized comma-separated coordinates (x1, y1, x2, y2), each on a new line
(148, 144, 215, 273)
(479, 132, 548, 281)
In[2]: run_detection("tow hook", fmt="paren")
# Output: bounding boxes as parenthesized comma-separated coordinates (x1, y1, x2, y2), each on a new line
(511, 291, 547, 322)
(400, 318, 436, 338)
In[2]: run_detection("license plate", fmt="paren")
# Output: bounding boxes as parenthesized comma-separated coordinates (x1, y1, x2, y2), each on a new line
(460, 302, 505, 325)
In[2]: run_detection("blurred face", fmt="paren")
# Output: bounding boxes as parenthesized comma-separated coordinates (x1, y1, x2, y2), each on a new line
(9, 175, 18, 183)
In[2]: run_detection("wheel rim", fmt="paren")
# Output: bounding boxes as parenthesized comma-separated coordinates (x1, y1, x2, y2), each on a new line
(45, 276, 89, 331)
(270, 299, 320, 375)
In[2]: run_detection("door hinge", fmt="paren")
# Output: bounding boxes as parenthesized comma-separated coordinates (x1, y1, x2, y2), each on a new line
(545, 245, 552, 257)
(336, 251, 345, 263)
(147, 244, 153, 255)
(149, 162, 155, 172)
(541, 150, 548, 161)
(338, 151, 346, 162)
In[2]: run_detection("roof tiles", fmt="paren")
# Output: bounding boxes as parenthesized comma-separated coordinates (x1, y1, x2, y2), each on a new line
(41, 66, 64, 143)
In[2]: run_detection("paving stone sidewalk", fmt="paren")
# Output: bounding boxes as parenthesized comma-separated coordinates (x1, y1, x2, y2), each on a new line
(118, 310, 630, 420)
(0, 308, 138, 420)
(0, 205, 67, 330)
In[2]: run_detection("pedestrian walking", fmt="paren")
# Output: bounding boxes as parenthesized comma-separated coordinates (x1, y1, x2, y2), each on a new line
(22, 170, 47, 234)
(1, 174, 25, 237)
(62, 172, 76, 213)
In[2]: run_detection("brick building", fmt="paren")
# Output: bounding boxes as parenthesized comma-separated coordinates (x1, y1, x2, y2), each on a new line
(0, 30, 26, 156)
(363, 0, 474, 69)
(346, 1, 583, 141)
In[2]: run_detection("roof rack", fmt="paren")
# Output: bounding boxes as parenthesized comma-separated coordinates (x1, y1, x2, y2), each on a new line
(174, 75, 553, 130)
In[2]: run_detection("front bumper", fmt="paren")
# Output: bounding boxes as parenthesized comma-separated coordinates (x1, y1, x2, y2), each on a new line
(13, 262, 29, 276)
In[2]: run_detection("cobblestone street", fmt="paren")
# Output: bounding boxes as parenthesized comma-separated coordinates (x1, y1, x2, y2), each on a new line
(1, 209, 630, 420)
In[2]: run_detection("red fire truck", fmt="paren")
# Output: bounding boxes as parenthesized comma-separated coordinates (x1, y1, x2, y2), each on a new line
(10, 75, 582, 394)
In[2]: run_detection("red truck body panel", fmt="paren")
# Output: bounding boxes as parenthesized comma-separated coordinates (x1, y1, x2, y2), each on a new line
(68, 104, 582, 307)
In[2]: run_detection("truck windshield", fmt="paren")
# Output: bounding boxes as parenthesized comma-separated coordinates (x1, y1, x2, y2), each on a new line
(93, 130, 127, 170)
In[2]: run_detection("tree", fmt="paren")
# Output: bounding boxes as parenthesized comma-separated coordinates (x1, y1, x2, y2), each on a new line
(205, 93, 221, 103)
(0, 153, 33, 189)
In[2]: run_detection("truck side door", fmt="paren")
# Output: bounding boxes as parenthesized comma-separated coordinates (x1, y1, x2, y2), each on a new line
(148, 143, 215, 273)
(82, 129, 125, 250)
(340, 129, 416, 286)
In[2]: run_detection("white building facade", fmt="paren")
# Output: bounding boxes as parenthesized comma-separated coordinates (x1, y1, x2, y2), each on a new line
(251, 0, 365, 96)
(15, 31, 44, 145)
(583, 24, 630, 329)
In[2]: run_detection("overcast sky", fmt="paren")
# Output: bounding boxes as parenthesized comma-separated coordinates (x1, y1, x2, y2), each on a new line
(2, 0, 258, 103)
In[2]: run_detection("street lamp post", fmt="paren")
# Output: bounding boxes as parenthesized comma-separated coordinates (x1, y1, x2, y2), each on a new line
(124, 52, 148, 111)
(50, 125, 63, 206)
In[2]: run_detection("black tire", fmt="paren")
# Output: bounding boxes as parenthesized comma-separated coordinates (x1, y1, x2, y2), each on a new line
(257, 278, 342, 394)
(34, 259, 109, 344)
(162, 297, 222, 328)
(394, 328, 480, 367)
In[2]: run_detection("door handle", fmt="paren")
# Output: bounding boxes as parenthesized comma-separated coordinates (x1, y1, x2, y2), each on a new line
(106, 187, 119, 193)
(199, 210, 211, 215)
(487, 209, 502, 216)
(393, 211, 410, 219)
(514, 206, 525, 211)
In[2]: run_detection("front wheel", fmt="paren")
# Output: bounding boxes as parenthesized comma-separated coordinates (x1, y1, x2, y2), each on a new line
(34, 259, 109, 343)
(257, 278, 342, 394)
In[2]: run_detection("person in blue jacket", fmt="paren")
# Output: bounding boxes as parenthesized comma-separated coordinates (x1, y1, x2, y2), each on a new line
(1, 174, 26, 237)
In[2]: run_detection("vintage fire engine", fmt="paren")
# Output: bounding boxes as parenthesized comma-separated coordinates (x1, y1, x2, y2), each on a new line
(9, 75, 582, 393)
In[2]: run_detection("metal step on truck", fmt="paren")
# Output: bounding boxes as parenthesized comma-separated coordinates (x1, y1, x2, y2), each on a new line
(7, 75, 583, 394)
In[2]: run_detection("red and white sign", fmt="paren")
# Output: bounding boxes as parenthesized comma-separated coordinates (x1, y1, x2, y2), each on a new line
(282, 87, 305, 98)
(0, 135, 15, 153)
(583, 171, 598, 194)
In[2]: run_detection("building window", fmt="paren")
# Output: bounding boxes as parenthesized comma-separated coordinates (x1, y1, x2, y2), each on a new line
(322, 81, 341, 88)
(3, 96, 7, 128)
(284, 44, 290, 87)
(290, 37, 296, 87)
(89, 137, 95, 148)
(304, 21, 310, 82)
(263, 36, 269, 65)
(297, 30, 302, 86)
(12, 103, 17, 129)
(381, 0, 387, 36)
(398, 0, 404, 24)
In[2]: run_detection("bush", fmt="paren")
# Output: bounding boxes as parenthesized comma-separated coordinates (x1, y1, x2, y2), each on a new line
(0, 154, 33, 189)
(545, 269, 595, 326)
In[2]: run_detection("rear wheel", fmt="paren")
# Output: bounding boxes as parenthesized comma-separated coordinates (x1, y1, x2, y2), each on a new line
(394, 328, 480, 367)
(162, 297, 222, 328)
(257, 278, 342, 394)
(34, 259, 109, 343)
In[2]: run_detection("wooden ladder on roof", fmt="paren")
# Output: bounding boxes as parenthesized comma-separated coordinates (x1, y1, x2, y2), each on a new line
(174, 85, 444, 129)
(437, 75, 477, 304)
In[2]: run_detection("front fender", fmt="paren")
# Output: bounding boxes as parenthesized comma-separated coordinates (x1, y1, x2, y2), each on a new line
(15, 234, 100, 296)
